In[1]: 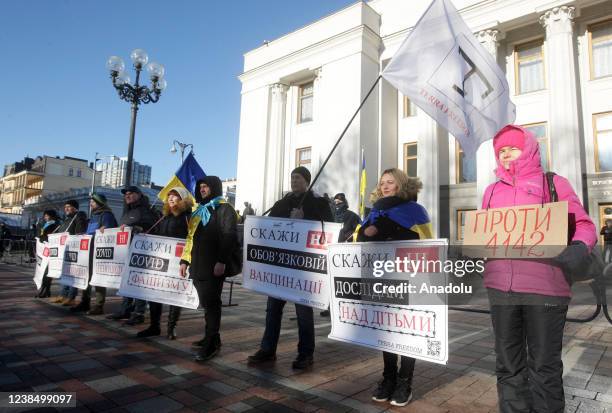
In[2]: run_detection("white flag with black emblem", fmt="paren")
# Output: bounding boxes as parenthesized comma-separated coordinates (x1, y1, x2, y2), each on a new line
(382, 0, 516, 155)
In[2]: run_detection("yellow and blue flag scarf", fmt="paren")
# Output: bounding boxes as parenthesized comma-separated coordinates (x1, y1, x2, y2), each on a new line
(362, 201, 433, 239)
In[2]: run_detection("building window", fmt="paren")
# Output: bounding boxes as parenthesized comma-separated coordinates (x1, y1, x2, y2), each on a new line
(403, 96, 417, 117)
(403, 142, 418, 177)
(68, 167, 73, 177)
(595, 112, 612, 172)
(456, 141, 476, 183)
(515, 40, 545, 94)
(298, 82, 313, 123)
(522, 122, 550, 171)
(590, 20, 612, 79)
(76, 169, 82, 178)
(457, 209, 476, 241)
(296, 147, 312, 168)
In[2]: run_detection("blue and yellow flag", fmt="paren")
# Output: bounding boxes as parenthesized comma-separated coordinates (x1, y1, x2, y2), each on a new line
(359, 148, 367, 219)
(158, 152, 206, 201)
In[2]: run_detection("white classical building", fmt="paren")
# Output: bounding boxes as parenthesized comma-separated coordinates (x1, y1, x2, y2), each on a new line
(236, 0, 612, 241)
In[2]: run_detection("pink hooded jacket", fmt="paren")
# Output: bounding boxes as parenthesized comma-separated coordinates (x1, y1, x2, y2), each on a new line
(481, 125, 597, 297)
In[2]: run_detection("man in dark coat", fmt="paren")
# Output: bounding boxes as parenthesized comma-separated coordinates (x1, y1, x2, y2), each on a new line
(71, 193, 118, 314)
(107, 186, 158, 325)
(35, 210, 61, 298)
(180, 176, 239, 361)
(333, 193, 361, 242)
(248, 166, 334, 369)
(53, 200, 88, 306)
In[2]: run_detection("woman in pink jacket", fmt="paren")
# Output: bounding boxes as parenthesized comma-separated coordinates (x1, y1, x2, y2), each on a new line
(482, 125, 596, 413)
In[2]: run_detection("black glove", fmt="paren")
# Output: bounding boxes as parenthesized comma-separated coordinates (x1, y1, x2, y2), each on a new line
(554, 241, 588, 274)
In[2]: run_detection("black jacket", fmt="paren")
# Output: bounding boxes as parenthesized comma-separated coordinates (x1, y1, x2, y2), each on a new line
(269, 191, 334, 222)
(38, 221, 60, 242)
(334, 203, 361, 242)
(357, 197, 420, 242)
(56, 211, 88, 235)
(158, 211, 190, 239)
(120, 195, 157, 233)
(183, 176, 239, 280)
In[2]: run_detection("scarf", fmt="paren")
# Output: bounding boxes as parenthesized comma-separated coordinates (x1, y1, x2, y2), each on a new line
(191, 196, 225, 227)
(42, 220, 56, 231)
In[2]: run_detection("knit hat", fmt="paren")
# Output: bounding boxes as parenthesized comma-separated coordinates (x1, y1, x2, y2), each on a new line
(291, 166, 311, 184)
(168, 186, 190, 201)
(90, 193, 108, 207)
(43, 209, 59, 220)
(65, 199, 79, 210)
(493, 125, 527, 155)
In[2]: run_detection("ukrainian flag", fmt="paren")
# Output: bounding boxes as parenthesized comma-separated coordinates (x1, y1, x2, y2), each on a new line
(158, 151, 206, 201)
(359, 148, 367, 219)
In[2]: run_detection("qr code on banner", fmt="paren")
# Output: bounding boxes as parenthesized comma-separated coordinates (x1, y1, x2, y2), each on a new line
(427, 339, 441, 357)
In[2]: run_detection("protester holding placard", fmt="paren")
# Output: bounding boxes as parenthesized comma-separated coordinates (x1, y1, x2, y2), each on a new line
(107, 186, 158, 325)
(137, 187, 193, 339)
(51, 200, 88, 306)
(35, 210, 60, 298)
(248, 166, 334, 370)
(356, 168, 432, 407)
(482, 125, 597, 412)
(69, 193, 118, 315)
(179, 176, 239, 361)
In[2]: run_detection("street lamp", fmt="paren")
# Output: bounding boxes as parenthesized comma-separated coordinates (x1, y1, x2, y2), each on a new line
(106, 49, 166, 188)
(89, 153, 114, 215)
(170, 139, 194, 163)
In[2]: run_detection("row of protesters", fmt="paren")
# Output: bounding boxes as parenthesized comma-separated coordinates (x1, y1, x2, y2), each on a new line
(50, 200, 88, 306)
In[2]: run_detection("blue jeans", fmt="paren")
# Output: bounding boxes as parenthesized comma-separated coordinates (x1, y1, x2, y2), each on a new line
(260, 296, 314, 356)
(119, 297, 147, 316)
(61, 286, 77, 299)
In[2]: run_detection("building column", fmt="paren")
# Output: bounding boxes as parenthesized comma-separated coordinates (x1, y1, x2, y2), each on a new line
(418, 115, 448, 237)
(263, 83, 288, 211)
(476, 29, 502, 208)
(540, 6, 583, 196)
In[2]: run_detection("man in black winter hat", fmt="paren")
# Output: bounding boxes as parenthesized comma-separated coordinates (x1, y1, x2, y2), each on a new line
(248, 167, 333, 369)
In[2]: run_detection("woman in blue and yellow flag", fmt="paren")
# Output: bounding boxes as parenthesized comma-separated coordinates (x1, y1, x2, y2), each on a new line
(357, 167, 432, 408)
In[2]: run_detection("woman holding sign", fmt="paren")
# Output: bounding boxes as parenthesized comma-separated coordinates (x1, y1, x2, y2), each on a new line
(482, 125, 596, 413)
(137, 187, 193, 339)
(35, 209, 60, 298)
(358, 168, 433, 408)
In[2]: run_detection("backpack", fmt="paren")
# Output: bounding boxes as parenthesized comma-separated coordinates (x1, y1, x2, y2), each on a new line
(546, 172, 604, 283)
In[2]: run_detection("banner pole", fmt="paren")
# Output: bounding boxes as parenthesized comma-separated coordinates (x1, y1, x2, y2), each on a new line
(306, 74, 382, 192)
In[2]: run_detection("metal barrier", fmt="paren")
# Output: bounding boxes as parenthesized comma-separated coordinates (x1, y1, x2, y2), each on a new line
(449, 268, 611, 326)
(0, 238, 36, 267)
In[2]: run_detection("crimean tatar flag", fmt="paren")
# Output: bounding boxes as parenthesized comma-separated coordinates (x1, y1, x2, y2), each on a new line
(381, 0, 516, 155)
(158, 152, 206, 201)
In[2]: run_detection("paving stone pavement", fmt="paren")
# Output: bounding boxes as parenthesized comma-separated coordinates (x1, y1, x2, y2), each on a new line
(1, 263, 611, 412)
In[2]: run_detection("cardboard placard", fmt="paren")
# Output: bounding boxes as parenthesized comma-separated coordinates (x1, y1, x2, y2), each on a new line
(462, 202, 568, 258)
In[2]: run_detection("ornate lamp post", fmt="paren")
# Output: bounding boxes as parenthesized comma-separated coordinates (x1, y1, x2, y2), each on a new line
(170, 139, 194, 163)
(106, 49, 166, 188)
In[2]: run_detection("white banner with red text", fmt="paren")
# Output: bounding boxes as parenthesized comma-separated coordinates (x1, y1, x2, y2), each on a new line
(46, 233, 69, 279)
(117, 233, 200, 309)
(90, 227, 132, 289)
(327, 240, 449, 364)
(33, 238, 50, 289)
(57, 234, 93, 289)
(243, 216, 342, 310)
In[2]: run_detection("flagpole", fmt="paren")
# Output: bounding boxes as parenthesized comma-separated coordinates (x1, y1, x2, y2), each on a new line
(306, 74, 382, 193)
